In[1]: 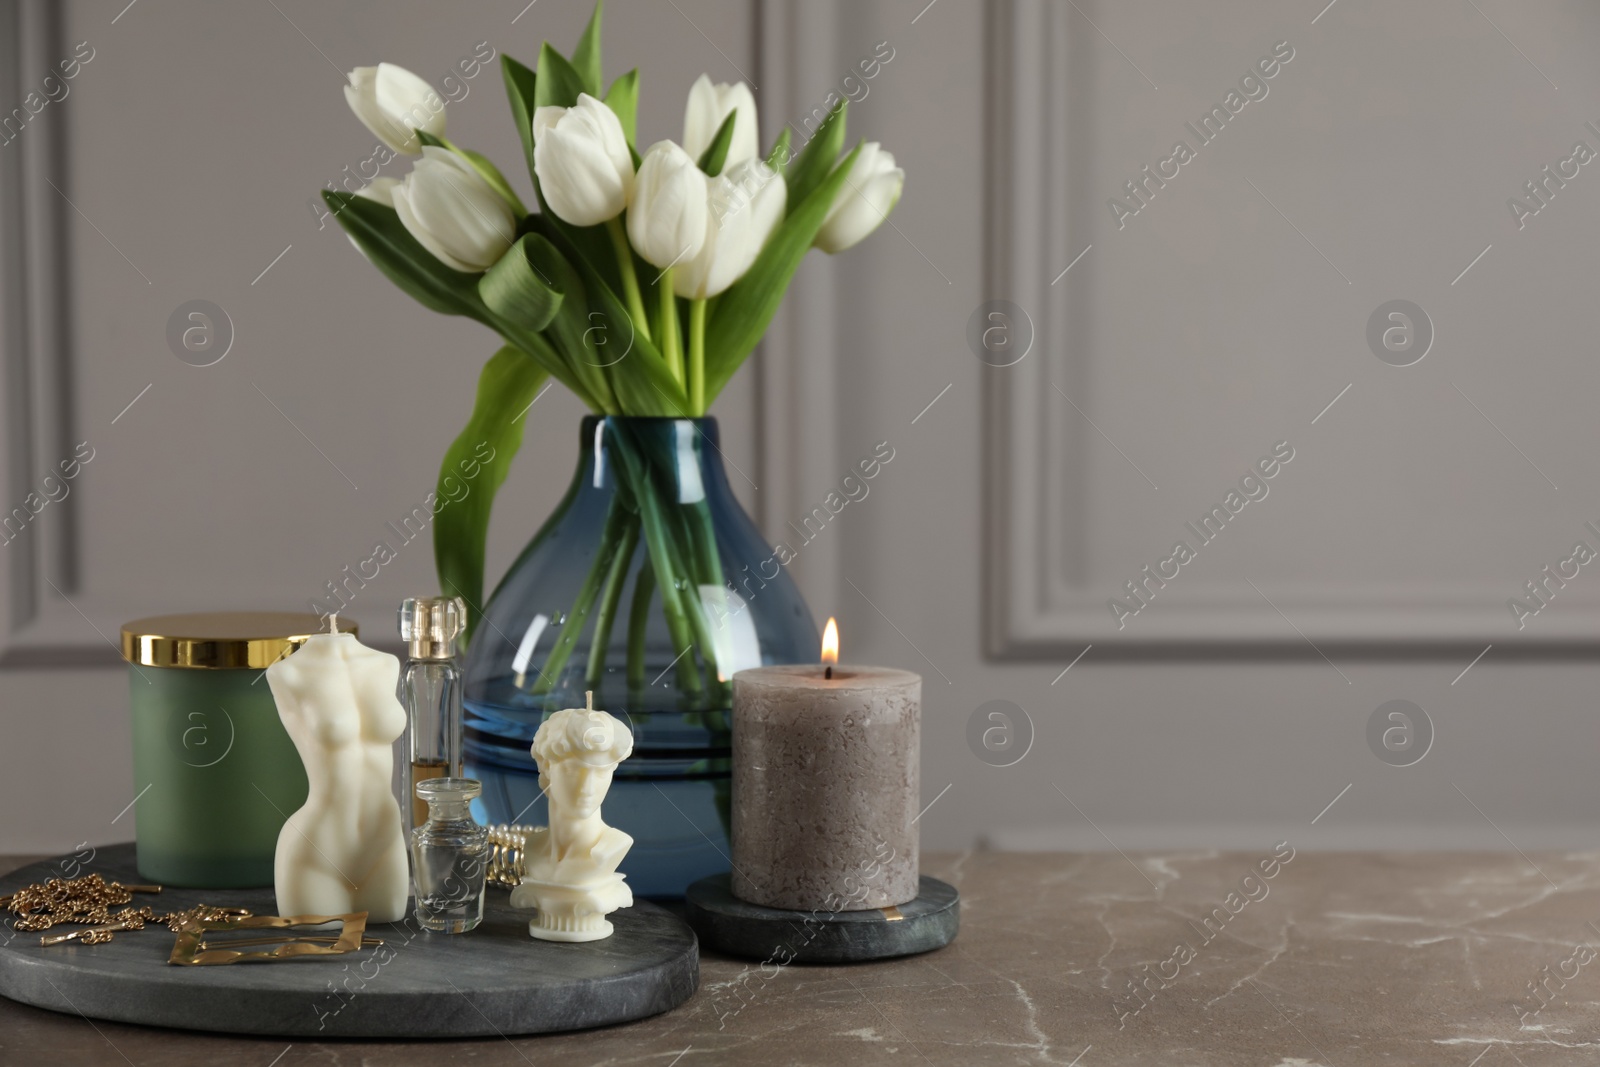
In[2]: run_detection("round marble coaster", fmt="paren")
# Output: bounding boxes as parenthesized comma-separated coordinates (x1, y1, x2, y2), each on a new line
(0, 844, 697, 1038)
(684, 873, 958, 963)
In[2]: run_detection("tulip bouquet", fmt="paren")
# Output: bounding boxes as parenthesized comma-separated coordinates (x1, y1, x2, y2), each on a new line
(325, 3, 903, 699)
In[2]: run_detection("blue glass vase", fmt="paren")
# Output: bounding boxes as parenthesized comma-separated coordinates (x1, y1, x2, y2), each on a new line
(463, 416, 818, 897)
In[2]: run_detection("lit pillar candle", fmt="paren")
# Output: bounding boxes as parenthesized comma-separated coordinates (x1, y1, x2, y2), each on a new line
(731, 619, 921, 911)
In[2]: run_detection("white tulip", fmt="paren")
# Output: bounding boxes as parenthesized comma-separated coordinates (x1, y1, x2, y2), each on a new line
(675, 160, 785, 298)
(346, 177, 400, 258)
(354, 177, 399, 206)
(815, 142, 904, 254)
(344, 63, 446, 156)
(391, 147, 517, 273)
(627, 141, 708, 271)
(532, 94, 635, 227)
(682, 75, 759, 168)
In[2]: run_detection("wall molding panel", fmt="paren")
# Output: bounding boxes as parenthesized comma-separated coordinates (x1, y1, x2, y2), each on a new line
(0, 0, 98, 668)
(982, 0, 1600, 659)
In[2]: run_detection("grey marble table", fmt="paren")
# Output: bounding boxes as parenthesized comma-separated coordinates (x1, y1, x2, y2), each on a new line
(1, 849, 1595, 1065)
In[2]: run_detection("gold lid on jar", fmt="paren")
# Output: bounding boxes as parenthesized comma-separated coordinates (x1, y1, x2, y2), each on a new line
(120, 612, 358, 670)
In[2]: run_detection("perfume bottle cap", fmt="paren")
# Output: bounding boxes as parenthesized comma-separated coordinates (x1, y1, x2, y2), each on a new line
(398, 596, 467, 660)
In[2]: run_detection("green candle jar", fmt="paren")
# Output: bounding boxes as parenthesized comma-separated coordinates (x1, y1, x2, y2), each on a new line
(120, 613, 356, 889)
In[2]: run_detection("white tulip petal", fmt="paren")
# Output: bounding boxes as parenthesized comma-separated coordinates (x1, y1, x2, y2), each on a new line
(681, 74, 719, 160)
(720, 82, 760, 168)
(815, 142, 904, 254)
(376, 63, 446, 139)
(354, 176, 400, 206)
(628, 141, 709, 270)
(676, 160, 785, 298)
(392, 146, 516, 273)
(533, 94, 635, 227)
(393, 189, 465, 271)
(682, 75, 759, 167)
(532, 105, 564, 144)
(344, 63, 446, 156)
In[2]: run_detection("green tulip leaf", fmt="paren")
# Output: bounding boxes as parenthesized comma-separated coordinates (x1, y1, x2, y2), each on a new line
(567, 252, 692, 416)
(701, 141, 865, 400)
(513, 174, 626, 313)
(478, 234, 563, 334)
(766, 126, 794, 172)
(784, 100, 848, 214)
(571, 0, 605, 97)
(519, 235, 621, 414)
(535, 42, 588, 112)
(606, 331, 694, 416)
(434, 345, 548, 644)
(604, 68, 639, 146)
(520, 332, 602, 411)
(322, 190, 484, 318)
(697, 111, 739, 177)
(501, 55, 540, 185)
(476, 235, 602, 407)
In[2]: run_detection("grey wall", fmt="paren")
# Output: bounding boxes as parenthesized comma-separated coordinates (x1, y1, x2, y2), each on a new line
(3, 0, 1598, 858)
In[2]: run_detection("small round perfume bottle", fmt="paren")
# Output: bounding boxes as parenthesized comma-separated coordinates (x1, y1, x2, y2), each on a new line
(410, 778, 489, 933)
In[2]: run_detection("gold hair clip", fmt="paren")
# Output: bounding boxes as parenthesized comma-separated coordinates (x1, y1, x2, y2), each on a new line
(196, 934, 384, 951)
(168, 912, 373, 966)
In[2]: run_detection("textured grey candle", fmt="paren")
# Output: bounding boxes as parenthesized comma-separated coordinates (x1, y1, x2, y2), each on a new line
(731, 665, 921, 911)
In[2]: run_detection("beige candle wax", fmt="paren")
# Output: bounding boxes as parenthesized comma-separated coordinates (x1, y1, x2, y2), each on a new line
(731, 636, 921, 911)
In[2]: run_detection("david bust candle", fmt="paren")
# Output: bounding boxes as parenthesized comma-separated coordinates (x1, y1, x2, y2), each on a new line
(731, 621, 921, 910)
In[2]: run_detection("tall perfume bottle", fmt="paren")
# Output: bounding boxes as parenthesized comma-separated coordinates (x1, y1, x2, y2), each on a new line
(411, 777, 488, 933)
(398, 596, 466, 834)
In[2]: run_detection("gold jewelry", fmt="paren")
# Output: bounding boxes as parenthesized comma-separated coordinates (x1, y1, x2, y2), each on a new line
(38, 904, 251, 946)
(168, 912, 373, 966)
(196, 934, 384, 951)
(487, 823, 545, 887)
(4, 874, 163, 933)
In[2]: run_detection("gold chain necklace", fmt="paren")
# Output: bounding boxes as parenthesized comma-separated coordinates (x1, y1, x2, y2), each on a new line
(3, 873, 250, 945)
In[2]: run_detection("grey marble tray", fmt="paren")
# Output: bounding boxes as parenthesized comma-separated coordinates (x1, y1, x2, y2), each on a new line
(0, 844, 697, 1038)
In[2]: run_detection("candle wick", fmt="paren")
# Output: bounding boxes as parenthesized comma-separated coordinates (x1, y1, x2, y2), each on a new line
(825, 665, 833, 680)
(328, 613, 339, 635)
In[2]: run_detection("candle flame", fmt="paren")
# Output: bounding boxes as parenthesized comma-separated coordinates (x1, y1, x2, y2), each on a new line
(821, 617, 839, 665)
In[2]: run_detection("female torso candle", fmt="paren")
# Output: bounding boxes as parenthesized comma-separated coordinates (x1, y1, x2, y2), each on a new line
(731, 621, 921, 911)
(267, 622, 409, 923)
